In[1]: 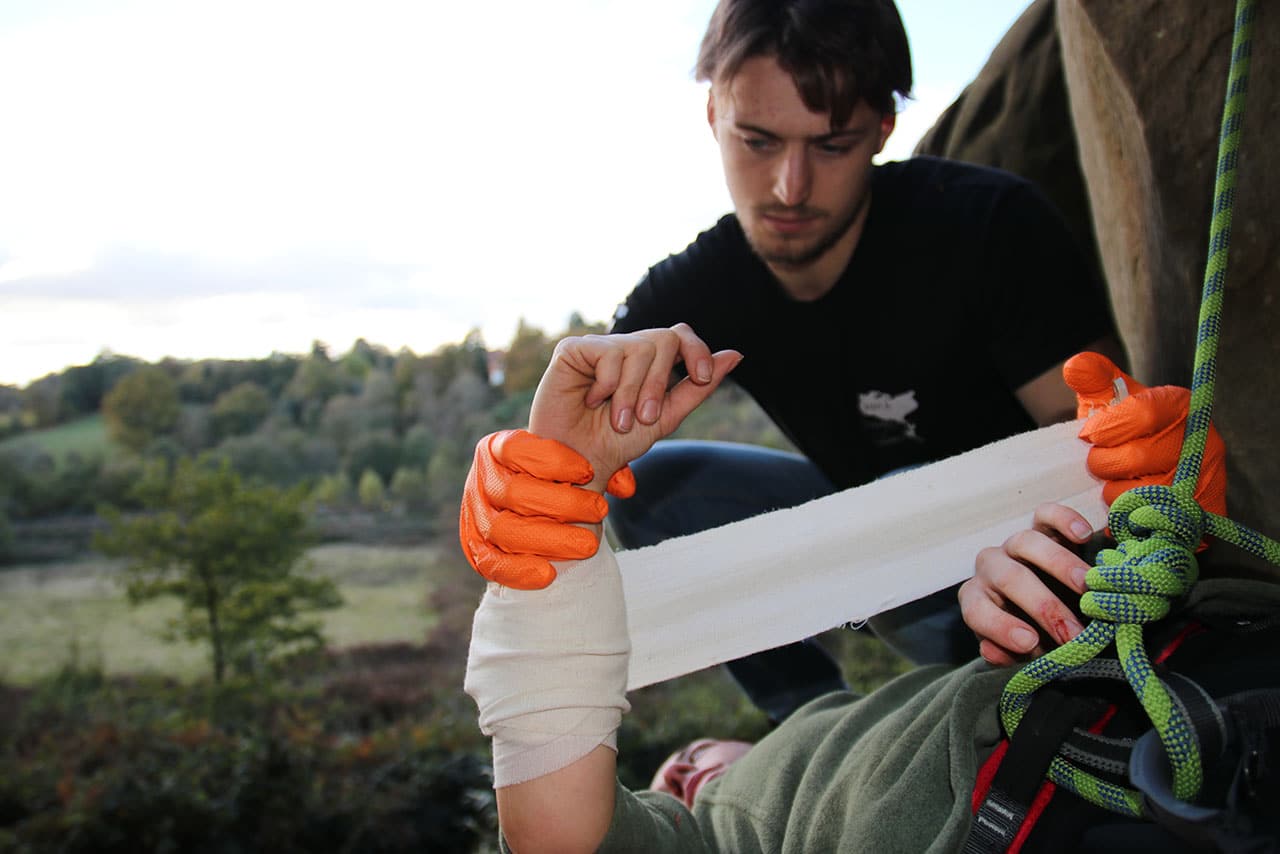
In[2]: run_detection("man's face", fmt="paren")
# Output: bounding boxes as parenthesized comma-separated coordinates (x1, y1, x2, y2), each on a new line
(708, 55, 894, 281)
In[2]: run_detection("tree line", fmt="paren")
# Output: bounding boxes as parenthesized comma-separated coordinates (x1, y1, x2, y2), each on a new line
(0, 314, 788, 563)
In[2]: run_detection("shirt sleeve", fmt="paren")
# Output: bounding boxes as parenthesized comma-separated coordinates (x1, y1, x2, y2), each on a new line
(499, 782, 715, 853)
(610, 216, 741, 343)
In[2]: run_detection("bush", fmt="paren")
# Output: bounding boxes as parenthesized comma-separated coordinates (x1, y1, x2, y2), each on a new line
(0, 643, 497, 852)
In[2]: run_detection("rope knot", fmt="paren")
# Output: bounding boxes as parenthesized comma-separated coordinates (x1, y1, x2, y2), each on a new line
(1081, 486, 1200, 625)
(1107, 485, 1207, 552)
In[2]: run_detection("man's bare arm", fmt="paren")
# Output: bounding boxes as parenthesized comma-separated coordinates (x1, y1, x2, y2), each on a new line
(1013, 335, 1127, 426)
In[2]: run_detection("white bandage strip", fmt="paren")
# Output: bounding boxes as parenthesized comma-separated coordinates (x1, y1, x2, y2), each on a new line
(619, 420, 1108, 690)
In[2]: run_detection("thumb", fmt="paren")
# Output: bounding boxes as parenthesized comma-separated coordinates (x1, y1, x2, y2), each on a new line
(1063, 352, 1146, 419)
(606, 466, 637, 499)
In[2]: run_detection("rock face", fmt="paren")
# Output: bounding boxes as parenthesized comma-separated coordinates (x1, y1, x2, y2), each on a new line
(919, 0, 1279, 562)
(1058, 0, 1279, 557)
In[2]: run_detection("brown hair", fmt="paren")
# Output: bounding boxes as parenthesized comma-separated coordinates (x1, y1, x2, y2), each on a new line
(695, 0, 912, 127)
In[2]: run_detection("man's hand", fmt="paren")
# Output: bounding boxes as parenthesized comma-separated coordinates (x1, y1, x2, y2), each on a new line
(459, 325, 741, 589)
(1063, 351, 1227, 515)
(960, 503, 1093, 666)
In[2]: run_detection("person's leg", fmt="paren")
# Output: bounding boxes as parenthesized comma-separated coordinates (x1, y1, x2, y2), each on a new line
(607, 440, 847, 723)
(865, 584, 973, 666)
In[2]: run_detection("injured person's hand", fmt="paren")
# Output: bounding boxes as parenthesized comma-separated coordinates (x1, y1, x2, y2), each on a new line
(960, 502, 1094, 666)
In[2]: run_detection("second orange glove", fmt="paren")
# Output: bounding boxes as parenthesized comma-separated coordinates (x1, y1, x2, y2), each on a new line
(1063, 352, 1227, 517)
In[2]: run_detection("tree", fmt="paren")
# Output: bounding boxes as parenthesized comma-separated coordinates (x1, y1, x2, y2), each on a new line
(102, 367, 181, 452)
(310, 472, 350, 506)
(502, 318, 553, 394)
(357, 468, 386, 510)
(344, 430, 401, 485)
(389, 466, 429, 510)
(95, 459, 341, 683)
(210, 381, 272, 439)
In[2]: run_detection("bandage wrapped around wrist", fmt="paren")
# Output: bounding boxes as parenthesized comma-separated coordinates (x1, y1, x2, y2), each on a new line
(464, 541, 631, 787)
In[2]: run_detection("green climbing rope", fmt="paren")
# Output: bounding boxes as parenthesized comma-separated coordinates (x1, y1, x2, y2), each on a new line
(998, 0, 1280, 819)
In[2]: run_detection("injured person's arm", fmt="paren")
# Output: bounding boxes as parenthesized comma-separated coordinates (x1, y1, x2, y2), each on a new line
(463, 326, 741, 854)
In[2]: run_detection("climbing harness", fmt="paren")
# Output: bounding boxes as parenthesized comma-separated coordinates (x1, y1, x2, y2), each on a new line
(969, 0, 1280, 848)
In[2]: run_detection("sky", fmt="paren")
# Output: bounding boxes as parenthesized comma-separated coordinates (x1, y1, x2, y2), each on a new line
(0, 0, 1032, 388)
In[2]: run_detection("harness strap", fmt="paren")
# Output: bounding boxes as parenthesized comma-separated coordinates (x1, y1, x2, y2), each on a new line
(966, 689, 1107, 853)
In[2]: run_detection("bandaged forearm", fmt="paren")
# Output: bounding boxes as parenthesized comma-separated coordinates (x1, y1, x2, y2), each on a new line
(464, 541, 631, 787)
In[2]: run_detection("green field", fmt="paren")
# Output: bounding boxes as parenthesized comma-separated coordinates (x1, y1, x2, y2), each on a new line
(0, 414, 115, 465)
(0, 542, 467, 685)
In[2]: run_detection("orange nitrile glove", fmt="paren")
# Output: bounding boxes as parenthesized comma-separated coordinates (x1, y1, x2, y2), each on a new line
(1063, 352, 1227, 518)
(458, 429, 636, 590)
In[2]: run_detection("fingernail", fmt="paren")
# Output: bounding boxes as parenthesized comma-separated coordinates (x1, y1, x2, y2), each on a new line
(638, 399, 659, 424)
(616, 408, 633, 432)
(1071, 566, 1089, 591)
(1010, 627, 1038, 651)
(1062, 617, 1084, 643)
(1070, 520, 1092, 540)
(697, 359, 712, 383)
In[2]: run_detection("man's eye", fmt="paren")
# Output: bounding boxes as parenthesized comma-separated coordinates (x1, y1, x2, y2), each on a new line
(743, 137, 777, 153)
(817, 141, 854, 155)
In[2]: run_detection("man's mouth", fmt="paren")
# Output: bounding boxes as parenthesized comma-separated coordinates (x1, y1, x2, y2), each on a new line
(761, 210, 820, 234)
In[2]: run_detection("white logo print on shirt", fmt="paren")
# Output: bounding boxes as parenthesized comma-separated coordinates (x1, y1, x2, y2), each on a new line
(858, 390, 922, 443)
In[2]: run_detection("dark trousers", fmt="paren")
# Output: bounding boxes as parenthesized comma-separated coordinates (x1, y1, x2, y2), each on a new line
(607, 440, 972, 722)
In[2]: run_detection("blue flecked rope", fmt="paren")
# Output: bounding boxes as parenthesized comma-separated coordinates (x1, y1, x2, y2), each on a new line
(998, 0, 1280, 817)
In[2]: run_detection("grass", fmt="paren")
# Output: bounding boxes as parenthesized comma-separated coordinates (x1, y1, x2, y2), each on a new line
(0, 414, 114, 465)
(0, 542, 461, 685)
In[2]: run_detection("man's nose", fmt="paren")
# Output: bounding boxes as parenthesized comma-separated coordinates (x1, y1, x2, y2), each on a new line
(772, 146, 811, 207)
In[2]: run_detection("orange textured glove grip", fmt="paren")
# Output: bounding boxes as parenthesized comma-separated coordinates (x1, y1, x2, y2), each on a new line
(458, 429, 635, 589)
(1063, 353, 1227, 517)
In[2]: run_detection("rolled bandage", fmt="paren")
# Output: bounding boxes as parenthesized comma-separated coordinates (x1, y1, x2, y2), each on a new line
(464, 541, 631, 787)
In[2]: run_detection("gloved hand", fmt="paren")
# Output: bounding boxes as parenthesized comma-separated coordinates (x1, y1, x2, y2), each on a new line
(459, 429, 636, 590)
(1063, 352, 1227, 517)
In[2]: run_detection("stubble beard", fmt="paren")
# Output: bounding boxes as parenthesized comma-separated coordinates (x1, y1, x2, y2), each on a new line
(745, 193, 869, 272)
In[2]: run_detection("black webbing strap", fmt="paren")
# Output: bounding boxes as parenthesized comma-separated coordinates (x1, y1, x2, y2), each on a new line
(964, 688, 1105, 854)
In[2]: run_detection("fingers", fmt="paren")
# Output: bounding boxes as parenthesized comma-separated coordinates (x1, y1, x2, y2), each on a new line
(529, 327, 741, 495)
(1078, 386, 1188, 447)
(977, 638, 1020, 668)
(1085, 428, 1183, 480)
(1076, 383, 1228, 519)
(961, 503, 1093, 664)
(488, 512, 601, 560)
(669, 322, 716, 386)
(474, 550, 559, 590)
(600, 324, 716, 433)
(959, 568, 1047, 662)
(491, 429, 595, 484)
(583, 333, 670, 433)
(491, 472, 609, 523)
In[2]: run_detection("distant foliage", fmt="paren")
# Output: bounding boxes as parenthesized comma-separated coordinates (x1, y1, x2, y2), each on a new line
(102, 366, 181, 452)
(95, 459, 342, 683)
(210, 381, 272, 439)
(2, 313, 789, 544)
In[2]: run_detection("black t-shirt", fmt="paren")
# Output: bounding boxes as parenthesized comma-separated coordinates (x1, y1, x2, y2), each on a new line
(611, 156, 1116, 489)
